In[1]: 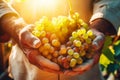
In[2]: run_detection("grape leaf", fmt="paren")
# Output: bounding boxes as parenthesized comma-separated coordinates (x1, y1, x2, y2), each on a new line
(102, 36, 112, 51)
(107, 63, 120, 73)
(102, 36, 114, 61)
(114, 40, 120, 56)
(102, 48, 114, 61)
(114, 40, 120, 61)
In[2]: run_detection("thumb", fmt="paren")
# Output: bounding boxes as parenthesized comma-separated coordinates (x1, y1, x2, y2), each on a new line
(19, 28, 41, 48)
(92, 33, 105, 51)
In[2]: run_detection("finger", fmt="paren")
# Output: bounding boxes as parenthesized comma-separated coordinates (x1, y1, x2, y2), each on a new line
(64, 70, 81, 76)
(42, 67, 63, 74)
(37, 55, 60, 70)
(92, 33, 105, 50)
(73, 59, 94, 71)
(93, 51, 100, 65)
(19, 29, 41, 48)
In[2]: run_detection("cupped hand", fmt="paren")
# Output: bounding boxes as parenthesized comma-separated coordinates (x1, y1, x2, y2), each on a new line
(18, 24, 62, 74)
(64, 29, 105, 76)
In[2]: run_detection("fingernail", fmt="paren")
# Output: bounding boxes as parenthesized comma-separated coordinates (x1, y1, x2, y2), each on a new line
(33, 39, 41, 48)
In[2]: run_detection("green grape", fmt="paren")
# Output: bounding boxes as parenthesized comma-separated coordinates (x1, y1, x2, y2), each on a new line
(82, 34, 88, 39)
(57, 55, 63, 65)
(72, 31, 78, 38)
(74, 12, 80, 19)
(83, 43, 89, 50)
(59, 45, 67, 55)
(87, 30, 93, 37)
(68, 49, 74, 56)
(51, 39, 61, 47)
(32, 30, 41, 37)
(77, 29, 82, 36)
(73, 47, 79, 52)
(42, 50, 49, 57)
(49, 46, 55, 54)
(42, 37, 49, 44)
(80, 28, 86, 35)
(43, 43, 51, 50)
(53, 51, 59, 58)
(70, 58, 77, 68)
(69, 36, 75, 42)
(66, 41, 73, 46)
(50, 33, 58, 42)
(73, 40, 81, 47)
(77, 57, 83, 64)
(40, 30, 46, 38)
(61, 27, 68, 34)
(34, 23, 44, 31)
(79, 50, 86, 57)
(73, 52, 80, 59)
(85, 38, 92, 44)
(81, 22, 88, 29)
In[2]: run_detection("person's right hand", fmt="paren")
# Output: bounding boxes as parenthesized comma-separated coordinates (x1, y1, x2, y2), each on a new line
(18, 24, 62, 74)
(63, 29, 105, 76)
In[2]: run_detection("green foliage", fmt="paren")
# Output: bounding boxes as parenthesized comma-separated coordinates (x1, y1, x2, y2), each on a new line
(114, 40, 120, 62)
(100, 35, 120, 73)
(102, 36, 114, 61)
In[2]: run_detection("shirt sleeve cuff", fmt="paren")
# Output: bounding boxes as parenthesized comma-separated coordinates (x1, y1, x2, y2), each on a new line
(90, 0, 120, 32)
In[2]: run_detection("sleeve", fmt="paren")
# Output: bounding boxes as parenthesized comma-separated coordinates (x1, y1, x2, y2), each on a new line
(0, 0, 18, 19)
(90, 0, 120, 32)
(0, 0, 19, 43)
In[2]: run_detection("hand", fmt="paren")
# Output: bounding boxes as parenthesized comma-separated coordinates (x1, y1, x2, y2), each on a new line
(18, 24, 62, 74)
(64, 29, 105, 76)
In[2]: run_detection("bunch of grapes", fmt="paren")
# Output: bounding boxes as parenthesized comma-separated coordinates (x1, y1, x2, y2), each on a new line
(32, 12, 96, 69)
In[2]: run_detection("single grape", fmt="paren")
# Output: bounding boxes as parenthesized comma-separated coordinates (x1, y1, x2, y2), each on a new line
(42, 37, 49, 44)
(79, 50, 86, 57)
(73, 40, 81, 47)
(80, 28, 86, 35)
(57, 55, 63, 65)
(59, 45, 67, 55)
(53, 51, 59, 58)
(66, 55, 73, 61)
(49, 46, 55, 54)
(82, 34, 88, 39)
(77, 57, 83, 64)
(46, 54, 52, 60)
(68, 49, 74, 56)
(43, 43, 51, 50)
(73, 52, 80, 59)
(40, 30, 46, 38)
(72, 31, 78, 38)
(42, 50, 49, 57)
(85, 38, 92, 44)
(87, 30, 93, 37)
(70, 58, 77, 68)
(51, 39, 61, 47)
(50, 33, 58, 42)
(32, 30, 41, 37)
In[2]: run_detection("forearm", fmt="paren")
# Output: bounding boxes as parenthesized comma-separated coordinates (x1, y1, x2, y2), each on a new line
(90, 18, 117, 35)
(0, 14, 27, 43)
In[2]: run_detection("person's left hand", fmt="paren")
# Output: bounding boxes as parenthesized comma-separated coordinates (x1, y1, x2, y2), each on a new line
(64, 29, 105, 76)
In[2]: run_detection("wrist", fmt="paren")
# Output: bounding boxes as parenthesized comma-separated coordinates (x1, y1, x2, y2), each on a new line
(0, 15, 27, 43)
(90, 18, 117, 35)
